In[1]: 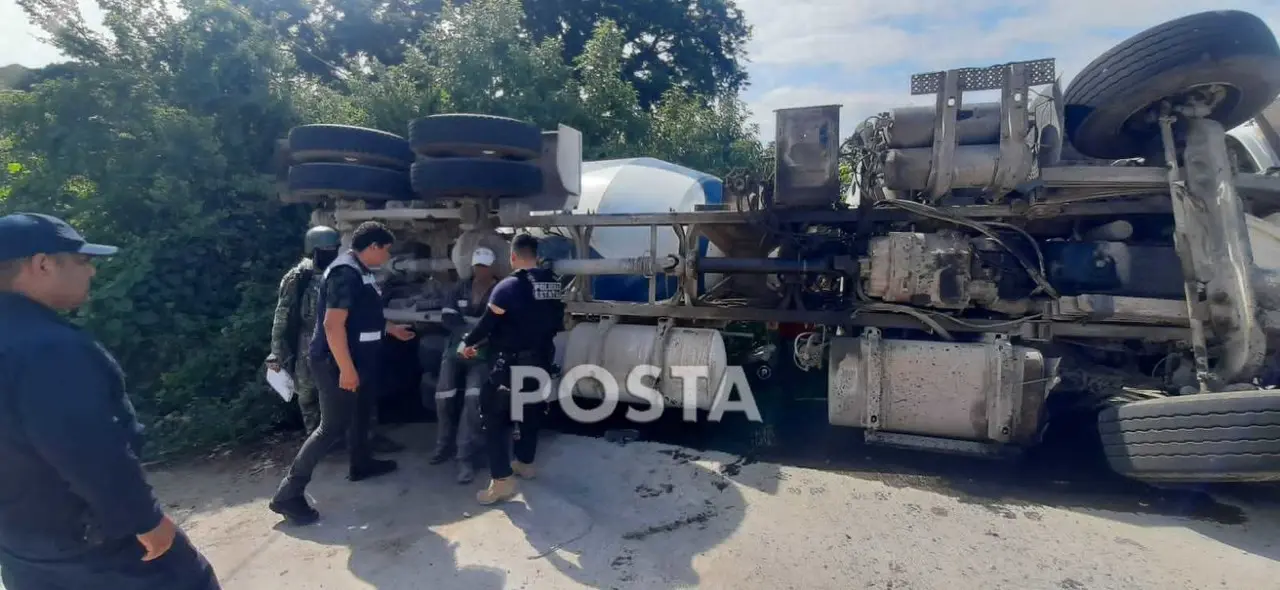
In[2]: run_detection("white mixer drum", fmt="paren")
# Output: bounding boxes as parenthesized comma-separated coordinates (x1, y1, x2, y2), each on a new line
(532, 157, 726, 301)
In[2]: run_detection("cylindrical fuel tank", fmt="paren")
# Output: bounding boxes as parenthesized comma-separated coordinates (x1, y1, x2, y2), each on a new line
(883, 145, 1001, 191)
(556, 322, 728, 410)
(884, 102, 1003, 149)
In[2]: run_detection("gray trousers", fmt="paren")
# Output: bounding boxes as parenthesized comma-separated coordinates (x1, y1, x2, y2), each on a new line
(431, 351, 488, 462)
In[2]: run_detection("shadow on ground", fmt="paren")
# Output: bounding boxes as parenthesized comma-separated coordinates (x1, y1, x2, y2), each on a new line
(148, 432, 508, 589)
(271, 471, 508, 589)
(149, 421, 754, 589)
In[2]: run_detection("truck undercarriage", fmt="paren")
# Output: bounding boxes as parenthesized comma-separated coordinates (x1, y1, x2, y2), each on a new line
(280, 10, 1280, 484)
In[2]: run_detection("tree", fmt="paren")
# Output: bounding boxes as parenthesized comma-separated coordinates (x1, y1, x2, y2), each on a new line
(644, 88, 762, 176)
(227, 0, 751, 109)
(515, 0, 751, 108)
(229, 0, 446, 80)
(2, 0, 762, 458)
(4, 0, 312, 455)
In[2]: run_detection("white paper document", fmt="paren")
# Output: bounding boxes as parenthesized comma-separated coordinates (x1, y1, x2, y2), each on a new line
(266, 368, 296, 402)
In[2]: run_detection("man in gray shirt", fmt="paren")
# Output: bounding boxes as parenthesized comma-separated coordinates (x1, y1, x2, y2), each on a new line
(428, 247, 499, 484)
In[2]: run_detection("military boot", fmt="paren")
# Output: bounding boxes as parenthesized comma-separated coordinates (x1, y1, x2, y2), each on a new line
(476, 477, 518, 505)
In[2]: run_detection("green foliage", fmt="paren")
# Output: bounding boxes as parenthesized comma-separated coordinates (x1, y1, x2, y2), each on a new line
(518, 0, 752, 109)
(224, 0, 751, 109)
(1, 0, 764, 458)
(643, 88, 764, 175)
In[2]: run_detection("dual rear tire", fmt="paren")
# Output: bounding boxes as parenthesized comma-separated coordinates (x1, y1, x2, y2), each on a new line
(284, 115, 545, 203)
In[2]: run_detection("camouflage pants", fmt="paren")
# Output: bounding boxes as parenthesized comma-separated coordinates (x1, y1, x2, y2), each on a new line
(294, 350, 321, 434)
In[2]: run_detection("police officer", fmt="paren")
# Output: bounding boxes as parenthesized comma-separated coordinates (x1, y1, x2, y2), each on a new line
(460, 233, 564, 505)
(429, 246, 499, 484)
(0, 213, 221, 590)
(269, 221, 415, 526)
(267, 225, 341, 434)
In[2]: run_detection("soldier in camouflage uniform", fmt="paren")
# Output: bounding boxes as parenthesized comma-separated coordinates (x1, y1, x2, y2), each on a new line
(267, 226, 341, 433)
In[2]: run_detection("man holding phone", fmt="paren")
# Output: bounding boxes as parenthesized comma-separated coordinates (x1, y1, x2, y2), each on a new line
(269, 221, 415, 526)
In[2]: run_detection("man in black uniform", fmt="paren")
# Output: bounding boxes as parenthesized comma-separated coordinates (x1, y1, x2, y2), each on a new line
(269, 221, 415, 526)
(0, 213, 221, 590)
(461, 233, 564, 505)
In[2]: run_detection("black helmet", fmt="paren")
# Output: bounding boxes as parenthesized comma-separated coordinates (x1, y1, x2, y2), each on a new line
(304, 225, 341, 251)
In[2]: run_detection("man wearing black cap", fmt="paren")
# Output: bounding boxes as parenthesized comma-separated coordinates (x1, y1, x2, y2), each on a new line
(0, 213, 221, 590)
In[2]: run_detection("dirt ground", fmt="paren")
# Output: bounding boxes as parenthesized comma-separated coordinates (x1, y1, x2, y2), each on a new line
(139, 421, 1280, 590)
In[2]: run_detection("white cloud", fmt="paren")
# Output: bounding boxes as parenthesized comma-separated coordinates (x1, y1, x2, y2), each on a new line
(738, 0, 1280, 75)
(740, 1, 1280, 138)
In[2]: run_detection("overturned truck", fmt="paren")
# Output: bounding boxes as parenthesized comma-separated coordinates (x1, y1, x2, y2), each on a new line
(280, 10, 1280, 483)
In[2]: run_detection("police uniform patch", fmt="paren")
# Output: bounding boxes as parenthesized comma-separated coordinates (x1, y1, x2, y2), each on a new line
(532, 281, 561, 300)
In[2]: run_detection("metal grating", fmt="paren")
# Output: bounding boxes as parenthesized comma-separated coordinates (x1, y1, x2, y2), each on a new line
(910, 58, 1055, 95)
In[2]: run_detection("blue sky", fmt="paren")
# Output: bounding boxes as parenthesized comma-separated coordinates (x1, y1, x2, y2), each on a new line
(734, 0, 1280, 138)
(5, 1, 1280, 139)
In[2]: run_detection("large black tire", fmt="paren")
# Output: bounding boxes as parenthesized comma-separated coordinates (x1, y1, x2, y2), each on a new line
(288, 163, 413, 201)
(1064, 10, 1280, 159)
(408, 114, 542, 160)
(289, 124, 414, 170)
(411, 157, 543, 200)
(1098, 390, 1280, 483)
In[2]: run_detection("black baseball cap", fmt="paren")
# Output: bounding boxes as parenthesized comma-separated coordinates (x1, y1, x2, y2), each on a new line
(0, 213, 119, 262)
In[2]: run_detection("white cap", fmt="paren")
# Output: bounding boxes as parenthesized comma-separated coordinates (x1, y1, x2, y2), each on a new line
(471, 247, 495, 267)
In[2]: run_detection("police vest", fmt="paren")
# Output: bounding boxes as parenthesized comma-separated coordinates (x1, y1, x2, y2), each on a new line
(491, 267, 564, 356)
(308, 251, 386, 369)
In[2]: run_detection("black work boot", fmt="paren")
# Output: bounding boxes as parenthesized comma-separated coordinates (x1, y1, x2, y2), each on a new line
(269, 496, 320, 526)
(348, 458, 399, 482)
(269, 477, 319, 525)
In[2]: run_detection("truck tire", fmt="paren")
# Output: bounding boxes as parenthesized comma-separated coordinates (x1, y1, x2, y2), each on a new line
(411, 157, 543, 200)
(408, 114, 542, 160)
(288, 163, 413, 202)
(1063, 10, 1280, 159)
(1098, 389, 1280, 483)
(289, 124, 414, 170)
